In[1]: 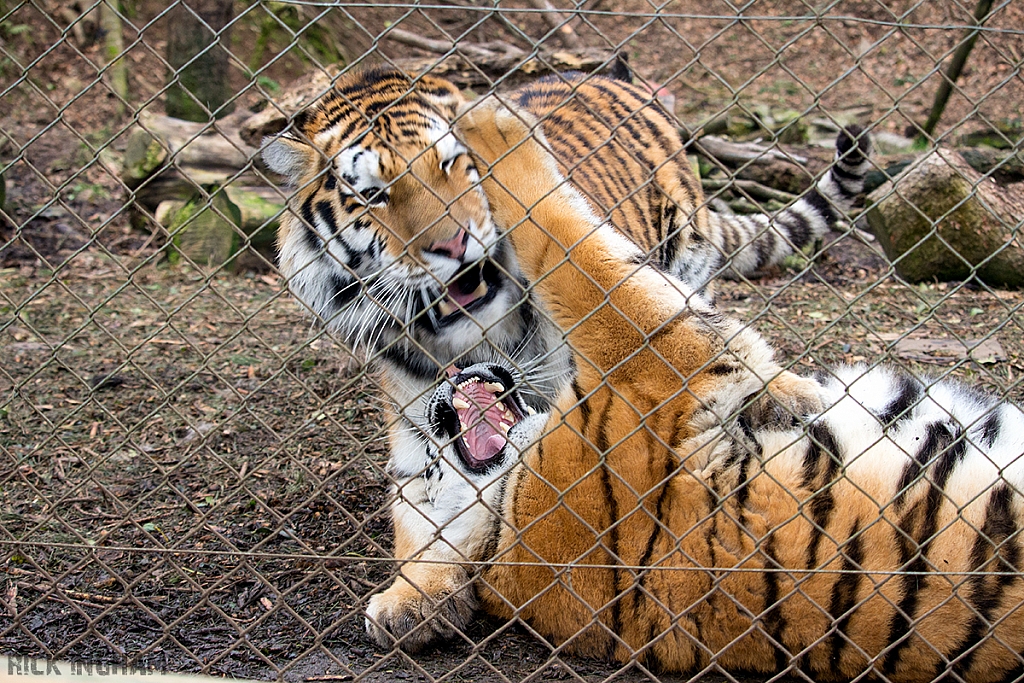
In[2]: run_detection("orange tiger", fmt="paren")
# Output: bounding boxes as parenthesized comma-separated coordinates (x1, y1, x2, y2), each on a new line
(364, 97, 1024, 683)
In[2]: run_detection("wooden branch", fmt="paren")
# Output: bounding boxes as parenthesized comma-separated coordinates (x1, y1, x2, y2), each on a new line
(384, 28, 497, 62)
(694, 136, 808, 166)
(525, 0, 580, 49)
(920, 0, 995, 138)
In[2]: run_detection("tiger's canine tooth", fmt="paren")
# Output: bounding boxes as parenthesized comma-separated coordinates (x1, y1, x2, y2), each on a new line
(438, 299, 455, 317)
(484, 381, 504, 394)
(452, 397, 470, 410)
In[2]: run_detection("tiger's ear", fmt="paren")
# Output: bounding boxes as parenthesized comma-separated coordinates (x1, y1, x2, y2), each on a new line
(262, 136, 318, 185)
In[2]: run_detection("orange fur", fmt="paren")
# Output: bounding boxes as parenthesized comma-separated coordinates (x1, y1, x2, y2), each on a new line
(448, 97, 1024, 682)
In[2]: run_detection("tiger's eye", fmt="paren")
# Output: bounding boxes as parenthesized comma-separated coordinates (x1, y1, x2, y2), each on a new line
(361, 187, 389, 206)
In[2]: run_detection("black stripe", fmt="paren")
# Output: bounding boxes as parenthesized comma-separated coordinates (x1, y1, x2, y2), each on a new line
(803, 423, 843, 570)
(593, 396, 621, 654)
(831, 163, 864, 184)
(883, 424, 966, 674)
(732, 418, 759, 526)
(510, 443, 535, 531)
(315, 199, 339, 235)
(822, 521, 865, 674)
(300, 193, 325, 251)
(480, 476, 508, 562)
(878, 373, 922, 428)
(945, 484, 1020, 680)
(327, 274, 360, 312)
(761, 533, 790, 671)
(976, 408, 1002, 448)
(755, 220, 777, 271)
(572, 380, 591, 430)
(894, 422, 954, 511)
(659, 204, 680, 269)
(797, 191, 836, 242)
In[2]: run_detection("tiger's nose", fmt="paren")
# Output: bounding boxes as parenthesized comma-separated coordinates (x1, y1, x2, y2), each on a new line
(425, 228, 468, 261)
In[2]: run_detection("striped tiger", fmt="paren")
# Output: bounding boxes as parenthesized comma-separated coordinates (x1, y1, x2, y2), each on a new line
(364, 97, 1024, 683)
(260, 64, 870, 457)
(259, 66, 873, 657)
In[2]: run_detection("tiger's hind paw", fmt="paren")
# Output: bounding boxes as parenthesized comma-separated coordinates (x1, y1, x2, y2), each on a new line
(365, 576, 477, 652)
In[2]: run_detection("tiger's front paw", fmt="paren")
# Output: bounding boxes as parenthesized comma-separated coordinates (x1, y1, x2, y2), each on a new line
(751, 371, 824, 430)
(364, 576, 477, 652)
(456, 98, 567, 226)
(456, 96, 543, 165)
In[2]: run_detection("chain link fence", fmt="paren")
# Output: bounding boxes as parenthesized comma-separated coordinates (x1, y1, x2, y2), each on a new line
(2, 1, 1024, 681)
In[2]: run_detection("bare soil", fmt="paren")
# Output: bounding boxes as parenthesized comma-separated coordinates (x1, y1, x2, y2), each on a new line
(2, 1, 1023, 681)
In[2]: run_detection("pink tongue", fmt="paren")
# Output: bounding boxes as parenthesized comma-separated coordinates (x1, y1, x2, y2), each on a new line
(456, 383, 508, 463)
(447, 286, 481, 307)
(466, 429, 506, 462)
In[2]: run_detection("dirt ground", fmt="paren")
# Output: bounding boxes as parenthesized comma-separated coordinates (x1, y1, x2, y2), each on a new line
(2, 1, 1024, 681)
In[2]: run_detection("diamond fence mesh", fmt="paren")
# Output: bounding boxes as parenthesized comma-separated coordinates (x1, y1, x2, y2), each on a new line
(2, 0, 1024, 681)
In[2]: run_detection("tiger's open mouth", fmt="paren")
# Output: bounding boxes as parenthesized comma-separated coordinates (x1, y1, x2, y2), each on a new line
(434, 365, 532, 472)
(435, 260, 502, 322)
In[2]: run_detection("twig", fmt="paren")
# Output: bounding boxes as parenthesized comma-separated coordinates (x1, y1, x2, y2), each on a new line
(15, 582, 111, 609)
(701, 178, 797, 204)
(525, 0, 580, 49)
(16, 581, 166, 606)
(17, 582, 118, 604)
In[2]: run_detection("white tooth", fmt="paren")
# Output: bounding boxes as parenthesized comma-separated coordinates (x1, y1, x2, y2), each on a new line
(452, 397, 470, 410)
(527, 406, 536, 416)
(500, 422, 510, 434)
(473, 280, 488, 299)
(503, 409, 514, 422)
(484, 382, 504, 394)
(438, 299, 454, 317)
(495, 401, 505, 412)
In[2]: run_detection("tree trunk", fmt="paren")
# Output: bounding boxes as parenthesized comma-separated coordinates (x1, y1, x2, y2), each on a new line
(165, 0, 235, 122)
(99, 1, 127, 115)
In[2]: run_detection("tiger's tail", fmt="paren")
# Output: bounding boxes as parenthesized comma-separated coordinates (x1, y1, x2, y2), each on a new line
(706, 126, 873, 278)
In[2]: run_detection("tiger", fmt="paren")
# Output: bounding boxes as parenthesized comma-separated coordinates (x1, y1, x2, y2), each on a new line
(364, 97, 1024, 683)
(260, 66, 872, 651)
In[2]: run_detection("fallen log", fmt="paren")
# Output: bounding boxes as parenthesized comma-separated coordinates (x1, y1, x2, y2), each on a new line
(122, 110, 267, 210)
(161, 185, 280, 271)
(692, 136, 808, 166)
(867, 148, 1024, 287)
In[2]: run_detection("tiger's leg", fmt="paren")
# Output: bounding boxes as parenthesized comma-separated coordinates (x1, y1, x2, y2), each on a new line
(456, 98, 820, 415)
(365, 365, 547, 651)
(453, 99, 825, 662)
(364, 493, 478, 652)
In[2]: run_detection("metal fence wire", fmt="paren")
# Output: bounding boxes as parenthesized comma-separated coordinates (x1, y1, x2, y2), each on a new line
(2, 0, 1024, 681)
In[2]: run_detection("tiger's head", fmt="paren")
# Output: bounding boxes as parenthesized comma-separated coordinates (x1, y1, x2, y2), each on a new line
(263, 68, 529, 378)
